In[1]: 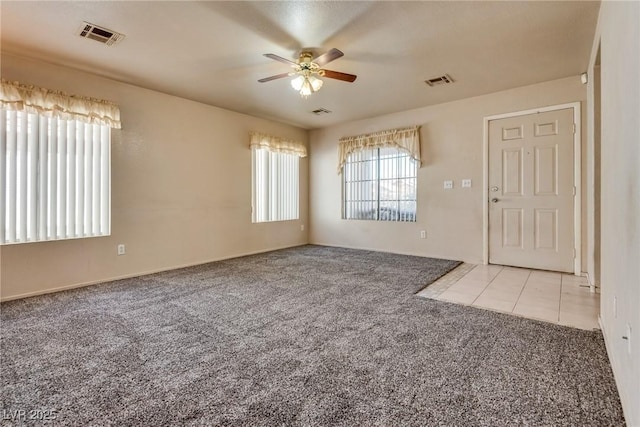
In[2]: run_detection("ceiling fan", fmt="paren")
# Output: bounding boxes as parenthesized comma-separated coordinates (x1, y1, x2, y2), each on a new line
(258, 48, 357, 98)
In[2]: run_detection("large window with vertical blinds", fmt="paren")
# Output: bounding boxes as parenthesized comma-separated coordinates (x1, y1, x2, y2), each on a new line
(338, 126, 421, 222)
(0, 79, 120, 245)
(250, 132, 306, 223)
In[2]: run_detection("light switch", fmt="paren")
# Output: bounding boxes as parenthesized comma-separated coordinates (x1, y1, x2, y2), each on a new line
(443, 180, 453, 189)
(462, 179, 472, 188)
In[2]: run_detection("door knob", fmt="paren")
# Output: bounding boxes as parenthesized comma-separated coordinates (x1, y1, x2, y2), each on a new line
(491, 198, 499, 203)
(491, 186, 499, 192)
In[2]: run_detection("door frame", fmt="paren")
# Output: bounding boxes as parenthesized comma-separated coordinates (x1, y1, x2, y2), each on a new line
(482, 102, 582, 275)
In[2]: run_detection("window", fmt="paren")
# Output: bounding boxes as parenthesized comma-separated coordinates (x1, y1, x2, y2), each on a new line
(342, 147, 418, 221)
(250, 132, 305, 223)
(1, 110, 111, 244)
(0, 79, 120, 245)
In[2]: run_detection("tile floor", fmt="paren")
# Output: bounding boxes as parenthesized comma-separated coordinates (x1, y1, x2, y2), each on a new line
(417, 263, 600, 330)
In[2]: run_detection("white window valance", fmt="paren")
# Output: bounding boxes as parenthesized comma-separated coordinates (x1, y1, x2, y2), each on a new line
(337, 126, 421, 173)
(250, 132, 307, 157)
(0, 79, 121, 129)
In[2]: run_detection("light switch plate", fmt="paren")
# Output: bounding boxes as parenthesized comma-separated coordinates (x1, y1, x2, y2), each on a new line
(444, 180, 453, 189)
(462, 179, 472, 188)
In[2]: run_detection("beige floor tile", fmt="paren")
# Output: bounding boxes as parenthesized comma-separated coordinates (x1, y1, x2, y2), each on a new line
(464, 267, 502, 282)
(421, 263, 600, 331)
(561, 290, 596, 301)
(472, 295, 516, 313)
(479, 287, 523, 302)
(437, 289, 477, 305)
(516, 294, 560, 310)
(559, 311, 600, 330)
(514, 303, 559, 323)
(561, 274, 589, 285)
(522, 279, 561, 292)
(447, 279, 489, 294)
(528, 270, 562, 284)
(500, 266, 532, 276)
(560, 306, 600, 319)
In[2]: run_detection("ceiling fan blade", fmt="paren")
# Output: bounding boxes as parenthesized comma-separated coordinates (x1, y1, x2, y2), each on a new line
(258, 72, 292, 83)
(313, 48, 344, 67)
(264, 53, 298, 67)
(322, 69, 357, 83)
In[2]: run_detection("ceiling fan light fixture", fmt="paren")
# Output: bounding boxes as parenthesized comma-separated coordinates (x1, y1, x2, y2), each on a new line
(292, 74, 323, 98)
(260, 48, 355, 98)
(291, 75, 305, 91)
(309, 75, 323, 92)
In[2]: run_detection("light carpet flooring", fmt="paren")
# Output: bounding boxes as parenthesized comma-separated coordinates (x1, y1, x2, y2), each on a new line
(417, 263, 600, 330)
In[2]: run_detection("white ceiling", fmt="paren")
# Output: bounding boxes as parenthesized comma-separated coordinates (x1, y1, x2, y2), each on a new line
(1, 1, 600, 130)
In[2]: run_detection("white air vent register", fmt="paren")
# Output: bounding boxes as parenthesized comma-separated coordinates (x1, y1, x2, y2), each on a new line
(77, 22, 125, 46)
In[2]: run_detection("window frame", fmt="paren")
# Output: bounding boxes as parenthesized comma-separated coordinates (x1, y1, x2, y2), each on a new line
(251, 146, 300, 223)
(342, 147, 418, 222)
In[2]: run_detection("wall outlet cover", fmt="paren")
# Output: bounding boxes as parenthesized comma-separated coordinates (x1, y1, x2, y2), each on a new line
(444, 180, 454, 189)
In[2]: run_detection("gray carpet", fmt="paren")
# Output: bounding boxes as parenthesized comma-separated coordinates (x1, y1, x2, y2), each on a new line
(0, 245, 624, 426)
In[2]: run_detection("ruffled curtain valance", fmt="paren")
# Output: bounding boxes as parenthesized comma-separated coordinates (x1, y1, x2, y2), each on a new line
(337, 126, 421, 173)
(250, 132, 307, 157)
(0, 79, 121, 129)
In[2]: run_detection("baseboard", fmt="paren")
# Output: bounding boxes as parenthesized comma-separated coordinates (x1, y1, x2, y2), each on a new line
(309, 241, 469, 263)
(584, 271, 601, 293)
(0, 243, 307, 302)
(599, 315, 633, 426)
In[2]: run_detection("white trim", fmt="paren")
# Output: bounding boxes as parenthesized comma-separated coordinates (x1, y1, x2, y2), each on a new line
(599, 315, 633, 425)
(482, 102, 582, 275)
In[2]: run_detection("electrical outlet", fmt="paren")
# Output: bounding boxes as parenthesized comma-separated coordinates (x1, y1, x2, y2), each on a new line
(117, 244, 126, 256)
(420, 230, 426, 239)
(443, 180, 453, 189)
(462, 179, 472, 188)
(300, 224, 305, 231)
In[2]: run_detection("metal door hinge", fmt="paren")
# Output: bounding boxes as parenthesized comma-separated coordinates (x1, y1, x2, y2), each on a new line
(572, 186, 576, 196)
(572, 123, 576, 134)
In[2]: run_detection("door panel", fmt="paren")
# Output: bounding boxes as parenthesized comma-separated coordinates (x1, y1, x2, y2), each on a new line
(489, 108, 574, 272)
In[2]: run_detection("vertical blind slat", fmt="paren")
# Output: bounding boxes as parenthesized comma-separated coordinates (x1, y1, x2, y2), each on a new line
(37, 116, 47, 241)
(58, 119, 68, 239)
(27, 115, 38, 240)
(83, 124, 92, 235)
(0, 110, 6, 243)
(17, 112, 28, 241)
(92, 124, 100, 235)
(6, 111, 17, 242)
(67, 121, 76, 237)
(101, 126, 110, 235)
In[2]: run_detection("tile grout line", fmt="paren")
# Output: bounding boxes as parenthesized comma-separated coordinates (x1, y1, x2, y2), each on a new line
(511, 269, 533, 314)
(557, 274, 564, 323)
(470, 265, 503, 306)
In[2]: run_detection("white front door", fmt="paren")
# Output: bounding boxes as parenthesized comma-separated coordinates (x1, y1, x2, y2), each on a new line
(488, 108, 575, 272)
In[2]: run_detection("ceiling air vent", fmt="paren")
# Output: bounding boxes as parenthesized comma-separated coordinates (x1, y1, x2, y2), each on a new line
(77, 22, 125, 46)
(312, 108, 332, 115)
(424, 74, 454, 87)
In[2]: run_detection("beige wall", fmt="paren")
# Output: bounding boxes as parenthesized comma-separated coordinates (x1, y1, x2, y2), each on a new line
(0, 53, 309, 301)
(589, 2, 640, 424)
(309, 76, 587, 265)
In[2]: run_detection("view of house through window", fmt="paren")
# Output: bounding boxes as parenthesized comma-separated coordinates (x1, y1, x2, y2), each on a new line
(342, 147, 418, 222)
(251, 147, 299, 223)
